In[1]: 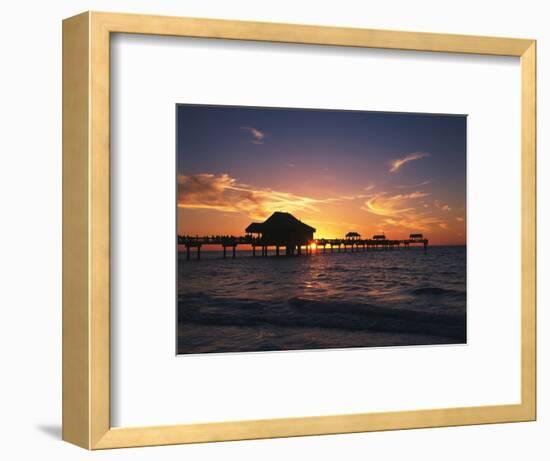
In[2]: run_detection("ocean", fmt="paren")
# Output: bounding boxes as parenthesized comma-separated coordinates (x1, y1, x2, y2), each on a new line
(177, 245, 466, 354)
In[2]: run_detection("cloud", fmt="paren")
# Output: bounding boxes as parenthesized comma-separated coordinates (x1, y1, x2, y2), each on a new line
(434, 200, 451, 211)
(178, 174, 454, 235)
(364, 191, 431, 216)
(178, 173, 347, 221)
(389, 152, 430, 173)
(396, 180, 432, 189)
(362, 190, 449, 231)
(333, 194, 370, 201)
(386, 215, 443, 231)
(395, 191, 431, 200)
(363, 192, 425, 218)
(241, 126, 266, 144)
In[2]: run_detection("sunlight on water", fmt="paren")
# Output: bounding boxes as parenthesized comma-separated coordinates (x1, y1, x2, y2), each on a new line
(177, 246, 466, 354)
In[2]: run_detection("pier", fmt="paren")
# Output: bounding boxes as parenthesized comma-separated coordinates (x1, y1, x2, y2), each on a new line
(178, 212, 427, 260)
(178, 234, 428, 260)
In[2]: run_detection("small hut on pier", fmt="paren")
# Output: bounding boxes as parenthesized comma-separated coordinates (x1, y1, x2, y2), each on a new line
(373, 234, 386, 240)
(409, 233, 424, 241)
(245, 212, 316, 246)
(345, 231, 361, 240)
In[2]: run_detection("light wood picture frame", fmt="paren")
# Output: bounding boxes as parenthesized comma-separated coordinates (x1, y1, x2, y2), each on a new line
(62, 11, 536, 449)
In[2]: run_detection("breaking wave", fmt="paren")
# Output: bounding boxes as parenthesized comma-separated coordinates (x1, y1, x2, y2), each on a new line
(178, 293, 466, 341)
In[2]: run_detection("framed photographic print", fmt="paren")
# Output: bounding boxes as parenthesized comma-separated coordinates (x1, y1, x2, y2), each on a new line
(62, 12, 536, 449)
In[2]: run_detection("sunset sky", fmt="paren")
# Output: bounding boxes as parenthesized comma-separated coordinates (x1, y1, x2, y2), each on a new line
(177, 104, 466, 245)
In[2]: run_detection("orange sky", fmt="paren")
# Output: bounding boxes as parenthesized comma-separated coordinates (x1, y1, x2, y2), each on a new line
(177, 105, 467, 246)
(177, 175, 466, 245)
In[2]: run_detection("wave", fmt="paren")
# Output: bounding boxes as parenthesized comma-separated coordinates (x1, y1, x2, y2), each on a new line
(178, 293, 466, 341)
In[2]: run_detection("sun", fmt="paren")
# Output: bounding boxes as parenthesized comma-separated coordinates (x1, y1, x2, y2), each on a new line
(309, 242, 317, 250)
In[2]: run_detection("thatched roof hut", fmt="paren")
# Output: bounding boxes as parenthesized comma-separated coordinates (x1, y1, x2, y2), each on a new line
(246, 212, 316, 245)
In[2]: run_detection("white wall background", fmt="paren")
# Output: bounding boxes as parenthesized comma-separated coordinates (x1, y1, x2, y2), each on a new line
(0, 0, 547, 459)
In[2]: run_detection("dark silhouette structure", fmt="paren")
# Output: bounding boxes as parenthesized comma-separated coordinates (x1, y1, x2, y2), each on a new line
(246, 212, 316, 248)
(345, 232, 361, 240)
(373, 234, 386, 240)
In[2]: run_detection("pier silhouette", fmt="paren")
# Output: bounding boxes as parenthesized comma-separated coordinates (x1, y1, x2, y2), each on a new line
(178, 212, 428, 260)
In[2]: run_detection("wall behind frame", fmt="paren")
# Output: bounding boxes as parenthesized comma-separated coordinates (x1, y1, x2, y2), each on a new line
(0, 0, 547, 460)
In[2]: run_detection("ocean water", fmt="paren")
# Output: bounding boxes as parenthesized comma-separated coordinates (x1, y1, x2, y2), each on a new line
(177, 246, 466, 354)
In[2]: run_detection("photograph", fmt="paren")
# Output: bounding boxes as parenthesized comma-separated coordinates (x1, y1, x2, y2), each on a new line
(176, 104, 467, 354)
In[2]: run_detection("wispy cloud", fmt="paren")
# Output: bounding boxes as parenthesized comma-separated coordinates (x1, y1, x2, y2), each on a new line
(434, 200, 451, 211)
(396, 180, 432, 189)
(178, 174, 454, 235)
(384, 215, 444, 231)
(177, 173, 360, 221)
(362, 190, 447, 231)
(240, 126, 266, 144)
(362, 192, 428, 218)
(396, 191, 431, 200)
(389, 152, 430, 173)
(331, 194, 370, 201)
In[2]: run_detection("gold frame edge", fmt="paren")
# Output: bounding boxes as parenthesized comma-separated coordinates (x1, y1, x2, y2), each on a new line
(62, 11, 92, 449)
